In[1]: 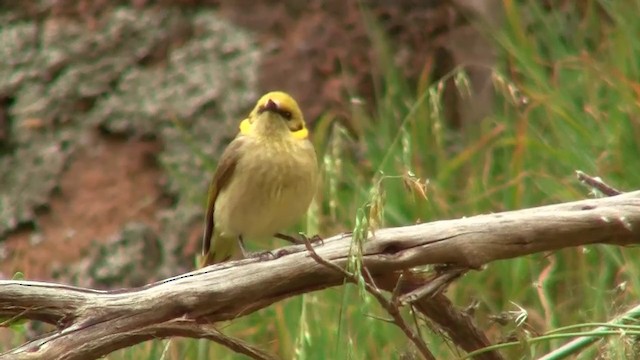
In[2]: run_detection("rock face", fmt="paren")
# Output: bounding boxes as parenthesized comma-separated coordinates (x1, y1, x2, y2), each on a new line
(0, 4, 260, 283)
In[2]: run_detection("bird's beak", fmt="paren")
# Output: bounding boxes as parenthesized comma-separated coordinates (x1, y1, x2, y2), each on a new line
(264, 99, 278, 113)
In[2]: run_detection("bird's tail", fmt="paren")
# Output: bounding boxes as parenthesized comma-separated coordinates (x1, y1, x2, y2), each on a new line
(201, 233, 241, 266)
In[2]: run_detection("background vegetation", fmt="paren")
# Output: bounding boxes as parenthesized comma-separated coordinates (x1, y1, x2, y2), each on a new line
(3, 0, 640, 359)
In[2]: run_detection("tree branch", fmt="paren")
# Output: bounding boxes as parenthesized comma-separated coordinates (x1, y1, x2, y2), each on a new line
(300, 236, 436, 360)
(1, 190, 639, 359)
(576, 170, 622, 196)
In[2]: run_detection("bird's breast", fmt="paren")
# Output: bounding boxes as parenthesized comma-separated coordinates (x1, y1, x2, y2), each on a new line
(214, 138, 318, 239)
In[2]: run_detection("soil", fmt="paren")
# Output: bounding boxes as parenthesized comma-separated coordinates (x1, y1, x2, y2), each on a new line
(0, 133, 164, 280)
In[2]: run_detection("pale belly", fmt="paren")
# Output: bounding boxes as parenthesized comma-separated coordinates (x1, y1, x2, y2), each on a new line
(213, 141, 317, 239)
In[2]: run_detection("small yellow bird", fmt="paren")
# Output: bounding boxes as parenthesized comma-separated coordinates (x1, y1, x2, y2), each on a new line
(201, 91, 319, 265)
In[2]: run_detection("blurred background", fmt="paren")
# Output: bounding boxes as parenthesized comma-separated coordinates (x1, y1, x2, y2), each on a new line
(1, 0, 639, 359)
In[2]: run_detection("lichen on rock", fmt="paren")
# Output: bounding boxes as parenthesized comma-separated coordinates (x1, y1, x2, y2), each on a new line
(0, 5, 260, 282)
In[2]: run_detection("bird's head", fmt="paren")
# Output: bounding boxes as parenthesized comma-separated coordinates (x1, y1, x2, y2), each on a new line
(240, 91, 308, 140)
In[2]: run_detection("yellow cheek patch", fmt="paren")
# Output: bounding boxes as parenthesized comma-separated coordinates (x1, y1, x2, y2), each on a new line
(239, 118, 252, 135)
(240, 117, 308, 139)
(291, 127, 308, 140)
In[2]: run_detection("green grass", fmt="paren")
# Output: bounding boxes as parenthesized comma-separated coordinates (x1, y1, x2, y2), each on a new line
(169, 1, 640, 359)
(7, 0, 640, 359)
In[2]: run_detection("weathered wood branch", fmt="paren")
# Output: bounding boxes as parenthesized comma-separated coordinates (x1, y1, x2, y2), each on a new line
(1, 190, 640, 359)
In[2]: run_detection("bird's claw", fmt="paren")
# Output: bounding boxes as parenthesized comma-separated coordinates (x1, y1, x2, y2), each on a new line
(249, 250, 276, 261)
(297, 232, 324, 246)
(249, 248, 294, 261)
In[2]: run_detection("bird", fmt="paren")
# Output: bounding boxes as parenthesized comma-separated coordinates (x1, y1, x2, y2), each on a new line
(201, 91, 319, 265)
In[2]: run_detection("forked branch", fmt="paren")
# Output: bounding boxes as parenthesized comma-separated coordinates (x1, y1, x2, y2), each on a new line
(1, 190, 639, 359)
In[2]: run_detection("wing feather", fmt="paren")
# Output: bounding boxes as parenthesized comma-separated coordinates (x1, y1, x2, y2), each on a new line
(201, 137, 245, 258)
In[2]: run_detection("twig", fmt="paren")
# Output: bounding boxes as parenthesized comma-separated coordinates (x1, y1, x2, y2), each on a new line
(149, 320, 277, 360)
(576, 171, 622, 196)
(301, 238, 436, 360)
(2, 318, 277, 360)
(375, 273, 504, 360)
(399, 267, 468, 305)
(391, 272, 406, 301)
(414, 293, 504, 360)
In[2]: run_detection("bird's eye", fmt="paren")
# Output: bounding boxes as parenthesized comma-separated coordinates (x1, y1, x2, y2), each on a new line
(281, 111, 292, 120)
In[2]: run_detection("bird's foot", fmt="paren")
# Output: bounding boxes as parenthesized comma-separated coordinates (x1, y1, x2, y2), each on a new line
(248, 250, 276, 261)
(248, 249, 293, 261)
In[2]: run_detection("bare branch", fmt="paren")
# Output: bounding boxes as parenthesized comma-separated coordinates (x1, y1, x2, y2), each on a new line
(576, 170, 622, 196)
(413, 293, 500, 360)
(375, 273, 504, 360)
(398, 267, 468, 305)
(301, 236, 436, 360)
(1, 190, 639, 359)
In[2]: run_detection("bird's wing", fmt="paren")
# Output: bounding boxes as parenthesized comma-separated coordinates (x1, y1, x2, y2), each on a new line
(202, 136, 245, 258)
